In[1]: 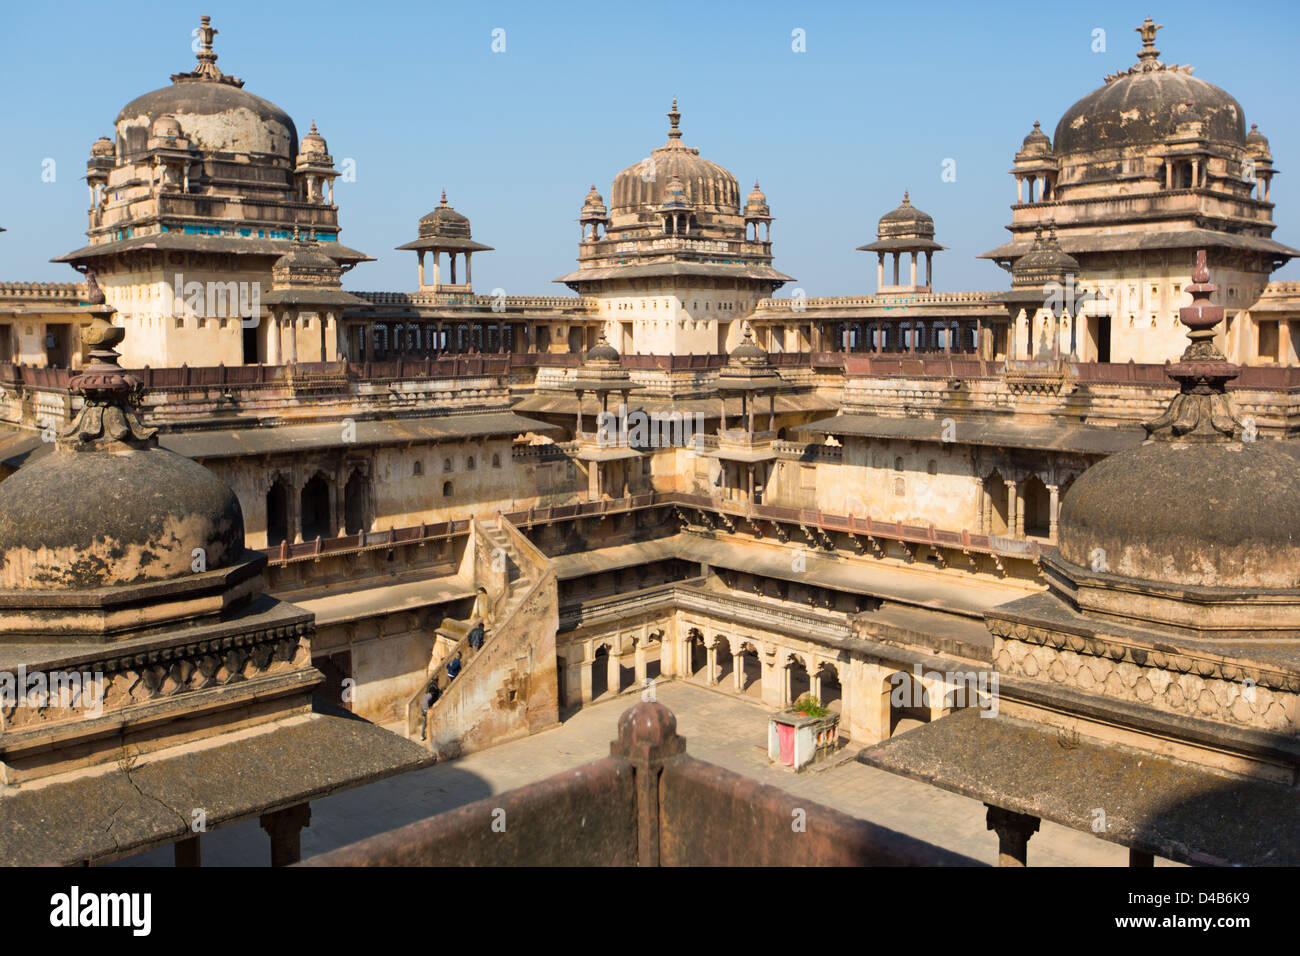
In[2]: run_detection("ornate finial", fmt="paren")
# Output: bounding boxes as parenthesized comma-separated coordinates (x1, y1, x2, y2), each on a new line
(1033, 120, 1041, 131)
(1143, 249, 1241, 442)
(667, 98, 682, 139)
(902, 190, 910, 204)
(173, 15, 243, 87)
(440, 189, 448, 205)
(1033, 224, 1044, 242)
(292, 223, 301, 242)
(310, 121, 318, 134)
(61, 288, 156, 451)
(1136, 17, 1163, 60)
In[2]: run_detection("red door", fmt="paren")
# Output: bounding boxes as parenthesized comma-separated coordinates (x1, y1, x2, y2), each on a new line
(778, 723, 795, 766)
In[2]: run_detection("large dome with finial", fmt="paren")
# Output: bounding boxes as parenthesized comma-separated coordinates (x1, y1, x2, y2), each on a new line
(115, 16, 298, 160)
(0, 283, 245, 592)
(610, 99, 741, 219)
(1053, 18, 1245, 157)
(1055, 251, 1300, 590)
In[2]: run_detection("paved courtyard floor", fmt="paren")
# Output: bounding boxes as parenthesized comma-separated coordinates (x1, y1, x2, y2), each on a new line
(113, 679, 1170, 866)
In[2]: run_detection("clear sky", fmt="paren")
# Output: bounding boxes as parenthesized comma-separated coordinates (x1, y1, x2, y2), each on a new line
(3, 0, 1298, 296)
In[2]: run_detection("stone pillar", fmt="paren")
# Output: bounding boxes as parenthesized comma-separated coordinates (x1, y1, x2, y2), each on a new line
(289, 310, 299, 364)
(706, 642, 718, 685)
(811, 668, 822, 701)
(269, 312, 281, 365)
(432, 252, 441, 287)
(418, 251, 426, 288)
(892, 254, 900, 287)
(580, 651, 594, 704)
(607, 646, 620, 696)
(909, 251, 918, 288)
(976, 480, 986, 535)
(1014, 481, 1025, 538)
(985, 805, 1040, 867)
(1047, 483, 1060, 542)
(925, 251, 933, 288)
(174, 835, 201, 867)
(1016, 176, 1024, 204)
(877, 254, 884, 292)
(566, 658, 584, 707)
(733, 651, 744, 692)
(259, 803, 311, 867)
(608, 701, 687, 867)
(466, 252, 473, 289)
(781, 661, 792, 705)
(634, 640, 647, 686)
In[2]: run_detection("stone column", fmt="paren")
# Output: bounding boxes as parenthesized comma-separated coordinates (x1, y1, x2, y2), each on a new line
(925, 251, 933, 288)
(976, 480, 986, 535)
(269, 312, 282, 365)
(432, 252, 441, 287)
(985, 805, 1040, 867)
(706, 642, 718, 684)
(909, 251, 918, 288)
(634, 639, 647, 687)
(418, 251, 426, 288)
(1003, 479, 1017, 538)
(566, 658, 584, 707)
(259, 803, 312, 867)
(811, 668, 822, 701)
(781, 661, 792, 705)
(1016, 176, 1024, 204)
(466, 253, 473, 289)
(580, 651, 594, 704)
(174, 835, 201, 867)
(1047, 483, 1060, 542)
(607, 646, 620, 696)
(289, 310, 299, 364)
(733, 651, 744, 692)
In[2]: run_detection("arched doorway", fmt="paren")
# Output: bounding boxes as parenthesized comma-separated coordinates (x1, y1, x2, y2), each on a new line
(787, 655, 810, 704)
(814, 662, 842, 714)
(344, 470, 369, 534)
(885, 669, 931, 737)
(591, 644, 609, 699)
(687, 628, 707, 679)
(266, 480, 290, 548)
(983, 470, 1010, 536)
(300, 473, 331, 542)
(1022, 474, 1052, 538)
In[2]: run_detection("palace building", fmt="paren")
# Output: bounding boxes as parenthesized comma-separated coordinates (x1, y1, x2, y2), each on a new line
(0, 16, 1296, 866)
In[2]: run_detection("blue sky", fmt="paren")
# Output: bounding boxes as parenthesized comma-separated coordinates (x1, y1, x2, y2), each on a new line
(3, 0, 1298, 295)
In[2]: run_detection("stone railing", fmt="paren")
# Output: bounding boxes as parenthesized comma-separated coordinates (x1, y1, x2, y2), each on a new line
(301, 701, 977, 867)
(354, 291, 596, 312)
(0, 281, 86, 301)
(756, 291, 1002, 310)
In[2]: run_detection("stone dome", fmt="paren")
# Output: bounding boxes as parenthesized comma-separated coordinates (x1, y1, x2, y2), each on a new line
(610, 99, 740, 218)
(115, 18, 298, 160)
(1019, 121, 1052, 154)
(584, 334, 620, 363)
(300, 121, 329, 157)
(418, 191, 472, 239)
(90, 136, 115, 157)
(744, 182, 771, 218)
(580, 185, 608, 219)
(878, 192, 935, 239)
(0, 445, 245, 592)
(1246, 123, 1271, 157)
(1057, 441, 1300, 590)
(273, 236, 339, 273)
(1053, 21, 1245, 157)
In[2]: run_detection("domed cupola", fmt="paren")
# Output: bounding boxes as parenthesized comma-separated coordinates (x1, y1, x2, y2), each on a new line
(90, 136, 115, 158)
(1018, 120, 1053, 157)
(397, 191, 493, 292)
(579, 185, 610, 241)
(609, 99, 742, 231)
(858, 192, 946, 292)
(1053, 18, 1246, 158)
(743, 182, 773, 241)
(299, 121, 329, 159)
(114, 16, 298, 160)
(1246, 123, 1271, 157)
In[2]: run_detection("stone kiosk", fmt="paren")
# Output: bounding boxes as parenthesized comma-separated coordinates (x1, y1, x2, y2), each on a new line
(0, 289, 429, 866)
(862, 253, 1300, 867)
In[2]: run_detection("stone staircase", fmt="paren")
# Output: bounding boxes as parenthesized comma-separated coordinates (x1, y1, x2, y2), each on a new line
(404, 515, 559, 757)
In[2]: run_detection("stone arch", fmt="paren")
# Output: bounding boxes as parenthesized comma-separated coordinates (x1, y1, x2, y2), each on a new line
(591, 642, 611, 699)
(785, 651, 810, 704)
(686, 627, 707, 679)
(1022, 473, 1052, 538)
(983, 468, 1010, 536)
(266, 477, 291, 548)
(734, 640, 761, 697)
(300, 471, 332, 542)
(343, 468, 370, 535)
(813, 660, 843, 713)
(884, 668, 931, 737)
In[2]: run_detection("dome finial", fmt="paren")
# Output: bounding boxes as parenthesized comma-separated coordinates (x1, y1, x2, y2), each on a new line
(1135, 16, 1163, 61)
(902, 190, 910, 204)
(440, 189, 448, 205)
(667, 97, 682, 139)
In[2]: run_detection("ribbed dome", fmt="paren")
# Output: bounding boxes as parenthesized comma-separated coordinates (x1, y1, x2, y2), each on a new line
(0, 446, 245, 591)
(1054, 22, 1245, 156)
(300, 121, 329, 156)
(610, 100, 740, 218)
